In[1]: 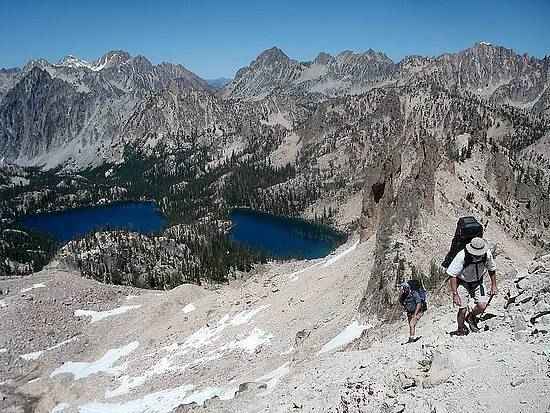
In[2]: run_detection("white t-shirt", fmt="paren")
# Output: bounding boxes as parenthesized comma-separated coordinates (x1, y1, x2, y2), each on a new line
(446, 249, 496, 283)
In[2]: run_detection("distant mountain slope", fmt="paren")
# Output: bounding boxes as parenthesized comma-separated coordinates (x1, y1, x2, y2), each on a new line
(223, 46, 396, 99)
(1, 43, 548, 170)
(206, 77, 232, 89)
(0, 51, 213, 168)
(223, 43, 550, 109)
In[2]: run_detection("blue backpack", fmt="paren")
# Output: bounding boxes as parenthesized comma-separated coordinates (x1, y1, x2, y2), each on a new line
(407, 279, 427, 303)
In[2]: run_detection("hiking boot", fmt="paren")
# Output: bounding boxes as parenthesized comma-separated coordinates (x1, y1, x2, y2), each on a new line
(450, 326, 469, 336)
(466, 315, 480, 333)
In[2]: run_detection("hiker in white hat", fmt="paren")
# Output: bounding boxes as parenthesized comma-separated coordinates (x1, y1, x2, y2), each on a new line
(446, 237, 498, 335)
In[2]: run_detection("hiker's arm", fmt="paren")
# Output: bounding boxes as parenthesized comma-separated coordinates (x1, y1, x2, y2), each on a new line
(489, 270, 497, 295)
(449, 277, 461, 306)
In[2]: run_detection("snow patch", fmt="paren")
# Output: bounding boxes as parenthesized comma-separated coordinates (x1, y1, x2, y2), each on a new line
(21, 336, 78, 361)
(51, 341, 139, 380)
(182, 385, 238, 406)
(182, 303, 196, 314)
(322, 240, 359, 268)
(74, 305, 141, 323)
(256, 362, 290, 394)
(288, 262, 322, 282)
(106, 375, 148, 399)
(21, 350, 44, 361)
(221, 328, 273, 354)
(51, 402, 70, 413)
(231, 305, 270, 325)
(0, 299, 7, 308)
(319, 321, 368, 353)
(20, 283, 46, 293)
(0, 348, 7, 354)
(105, 308, 272, 396)
(80, 384, 195, 413)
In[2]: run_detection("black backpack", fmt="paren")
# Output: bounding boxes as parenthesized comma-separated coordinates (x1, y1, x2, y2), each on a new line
(442, 216, 483, 268)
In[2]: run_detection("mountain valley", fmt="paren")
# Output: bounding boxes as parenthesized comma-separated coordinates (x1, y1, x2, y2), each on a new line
(1, 41, 550, 412)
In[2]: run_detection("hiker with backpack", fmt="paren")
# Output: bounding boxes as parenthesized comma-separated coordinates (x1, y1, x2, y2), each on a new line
(399, 280, 427, 343)
(446, 237, 497, 334)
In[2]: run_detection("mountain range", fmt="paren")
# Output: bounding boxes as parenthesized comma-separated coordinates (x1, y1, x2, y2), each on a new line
(0, 43, 548, 169)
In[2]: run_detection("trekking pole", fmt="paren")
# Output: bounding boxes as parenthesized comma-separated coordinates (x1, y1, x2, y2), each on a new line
(479, 292, 495, 319)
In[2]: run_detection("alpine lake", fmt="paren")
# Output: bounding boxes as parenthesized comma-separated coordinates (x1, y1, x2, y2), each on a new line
(18, 203, 344, 259)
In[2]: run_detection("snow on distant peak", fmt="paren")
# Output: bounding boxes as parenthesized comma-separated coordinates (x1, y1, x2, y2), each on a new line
(57, 51, 128, 72)
(479, 41, 492, 46)
(58, 55, 95, 70)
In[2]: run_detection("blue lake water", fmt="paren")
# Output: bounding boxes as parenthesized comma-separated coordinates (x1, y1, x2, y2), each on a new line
(229, 209, 344, 259)
(18, 201, 167, 243)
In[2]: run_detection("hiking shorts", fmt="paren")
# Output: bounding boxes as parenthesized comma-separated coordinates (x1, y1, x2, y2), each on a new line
(457, 280, 488, 309)
(405, 301, 427, 315)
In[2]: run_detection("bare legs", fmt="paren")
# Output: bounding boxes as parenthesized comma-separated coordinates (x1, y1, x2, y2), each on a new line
(457, 302, 486, 333)
(407, 312, 423, 338)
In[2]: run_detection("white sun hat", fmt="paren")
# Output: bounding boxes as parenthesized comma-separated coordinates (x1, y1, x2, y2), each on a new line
(466, 237, 488, 256)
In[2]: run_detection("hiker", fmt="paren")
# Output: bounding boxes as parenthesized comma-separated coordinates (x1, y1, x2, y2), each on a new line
(399, 280, 427, 343)
(447, 237, 497, 334)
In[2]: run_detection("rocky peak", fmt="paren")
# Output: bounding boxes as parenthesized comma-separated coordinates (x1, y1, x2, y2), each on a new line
(254, 47, 291, 65)
(22, 58, 51, 72)
(335, 49, 393, 63)
(313, 52, 334, 65)
(127, 55, 154, 72)
(94, 50, 131, 70)
(21, 66, 52, 85)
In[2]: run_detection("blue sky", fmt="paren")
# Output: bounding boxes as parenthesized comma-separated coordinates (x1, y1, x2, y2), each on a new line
(1, 0, 549, 78)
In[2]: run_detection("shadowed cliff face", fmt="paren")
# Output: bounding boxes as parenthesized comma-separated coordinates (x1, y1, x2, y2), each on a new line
(0, 67, 93, 162)
(358, 129, 441, 316)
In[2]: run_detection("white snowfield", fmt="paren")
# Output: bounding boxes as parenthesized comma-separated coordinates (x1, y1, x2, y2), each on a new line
(230, 305, 270, 325)
(287, 239, 359, 282)
(21, 336, 78, 361)
(221, 328, 274, 354)
(50, 402, 70, 413)
(74, 305, 142, 323)
(182, 303, 196, 313)
(50, 341, 139, 380)
(319, 320, 369, 354)
(82, 383, 241, 413)
(322, 239, 359, 268)
(255, 362, 290, 394)
(20, 282, 47, 293)
(102, 305, 274, 400)
(80, 384, 195, 413)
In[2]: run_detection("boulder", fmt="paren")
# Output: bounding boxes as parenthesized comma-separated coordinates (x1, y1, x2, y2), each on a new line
(512, 314, 529, 332)
(422, 351, 455, 388)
